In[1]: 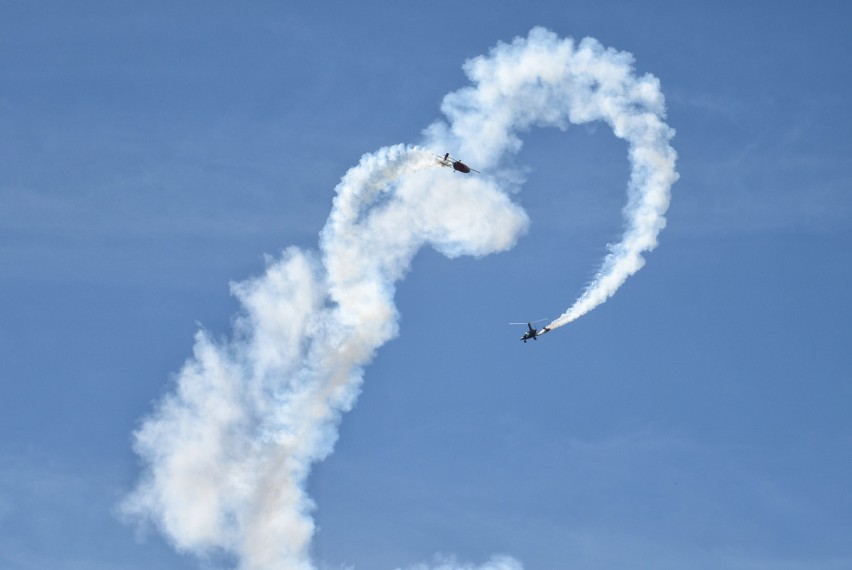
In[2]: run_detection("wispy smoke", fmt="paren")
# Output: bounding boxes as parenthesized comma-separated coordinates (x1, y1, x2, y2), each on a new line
(401, 555, 524, 570)
(122, 28, 676, 569)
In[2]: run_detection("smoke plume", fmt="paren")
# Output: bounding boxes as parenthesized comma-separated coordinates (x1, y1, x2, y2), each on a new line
(122, 28, 677, 569)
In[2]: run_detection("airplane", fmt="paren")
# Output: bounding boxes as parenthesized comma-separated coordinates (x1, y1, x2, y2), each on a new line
(510, 319, 550, 343)
(436, 152, 480, 174)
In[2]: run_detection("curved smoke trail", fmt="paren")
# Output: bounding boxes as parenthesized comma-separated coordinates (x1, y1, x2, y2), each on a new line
(422, 28, 679, 330)
(122, 28, 676, 570)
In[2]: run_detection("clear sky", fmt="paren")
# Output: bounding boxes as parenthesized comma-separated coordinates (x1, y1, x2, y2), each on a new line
(1, 1, 851, 569)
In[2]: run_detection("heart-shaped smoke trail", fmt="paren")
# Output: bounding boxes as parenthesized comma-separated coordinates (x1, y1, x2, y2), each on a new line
(121, 28, 677, 570)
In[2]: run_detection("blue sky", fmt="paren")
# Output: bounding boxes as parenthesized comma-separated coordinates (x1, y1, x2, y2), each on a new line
(1, 1, 851, 569)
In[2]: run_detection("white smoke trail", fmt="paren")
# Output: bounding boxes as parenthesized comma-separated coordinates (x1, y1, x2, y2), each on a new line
(120, 146, 527, 569)
(422, 27, 678, 330)
(122, 28, 676, 569)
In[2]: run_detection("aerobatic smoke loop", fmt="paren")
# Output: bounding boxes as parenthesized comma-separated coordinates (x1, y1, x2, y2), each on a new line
(123, 27, 677, 570)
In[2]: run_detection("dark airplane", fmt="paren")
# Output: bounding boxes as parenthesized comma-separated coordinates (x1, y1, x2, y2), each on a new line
(436, 152, 480, 174)
(510, 320, 550, 343)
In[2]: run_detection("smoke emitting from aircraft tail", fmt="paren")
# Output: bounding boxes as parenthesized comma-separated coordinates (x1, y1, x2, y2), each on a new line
(121, 28, 677, 569)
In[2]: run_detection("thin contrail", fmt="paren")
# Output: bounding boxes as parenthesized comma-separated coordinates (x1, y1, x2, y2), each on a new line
(121, 28, 676, 570)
